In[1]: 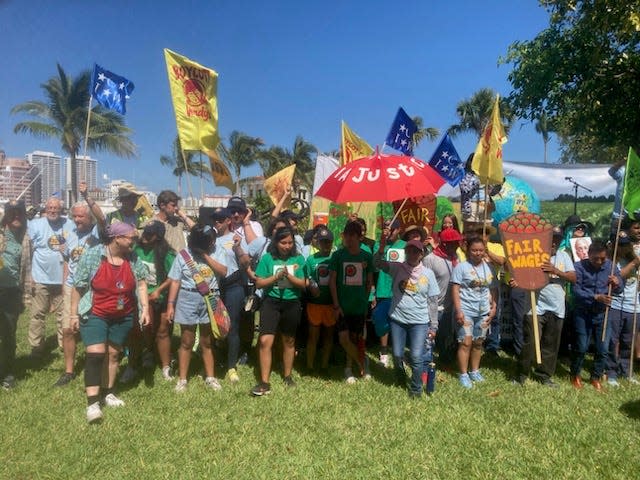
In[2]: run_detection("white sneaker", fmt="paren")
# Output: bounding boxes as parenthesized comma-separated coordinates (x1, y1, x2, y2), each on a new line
(607, 378, 620, 388)
(175, 379, 188, 393)
(119, 366, 138, 384)
(379, 353, 390, 368)
(227, 368, 240, 383)
(205, 377, 222, 391)
(344, 368, 356, 384)
(103, 393, 125, 408)
(161, 366, 174, 381)
(86, 402, 103, 423)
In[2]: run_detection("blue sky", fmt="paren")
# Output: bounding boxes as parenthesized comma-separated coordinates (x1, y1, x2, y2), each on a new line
(0, 0, 557, 195)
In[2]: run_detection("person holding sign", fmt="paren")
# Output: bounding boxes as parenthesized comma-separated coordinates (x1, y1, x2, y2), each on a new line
(570, 241, 623, 391)
(251, 227, 307, 396)
(513, 226, 575, 386)
(605, 233, 640, 386)
(451, 237, 498, 389)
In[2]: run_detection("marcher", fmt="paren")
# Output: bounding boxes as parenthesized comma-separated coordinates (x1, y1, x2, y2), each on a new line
(166, 224, 227, 393)
(372, 220, 404, 368)
(70, 222, 150, 423)
(570, 240, 623, 391)
(451, 237, 498, 389)
(0, 201, 30, 389)
(152, 190, 194, 252)
(514, 226, 575, 387)
(27, 197, 74, 359)
(55, 201, 101, 386)
(251, 226, 307, 396)
(122, 221, 176, 382)
(304, 227, 335, 375)
(606, 232, 640, 386)
(329, 221, 374, 383)
(374, 237, 439, 397)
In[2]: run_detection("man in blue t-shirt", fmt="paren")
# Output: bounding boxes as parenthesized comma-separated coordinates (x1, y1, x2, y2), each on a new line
(27, 197, 74, 358)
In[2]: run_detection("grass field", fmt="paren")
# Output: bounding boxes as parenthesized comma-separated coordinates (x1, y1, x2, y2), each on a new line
(2, 306, 640, 480)
(540, 201, 613, 239)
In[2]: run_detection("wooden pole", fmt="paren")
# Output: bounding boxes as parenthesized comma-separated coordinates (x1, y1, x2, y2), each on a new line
(81, 95, 93, 184)
(602, 204, 626, 342)
(530, 290, 542, 364)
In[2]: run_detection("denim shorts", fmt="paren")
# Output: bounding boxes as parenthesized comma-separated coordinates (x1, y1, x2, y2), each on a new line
(457, 311, 490, 342)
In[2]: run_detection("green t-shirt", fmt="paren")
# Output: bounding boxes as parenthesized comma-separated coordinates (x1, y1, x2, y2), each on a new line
(373, 239, 406, 299)
(329, 247, 374, 315)
(133, 245, 176, 302)
(0, 229, 23, 288)
(255, 253, 306, 300)
(304, 252, 332, 305)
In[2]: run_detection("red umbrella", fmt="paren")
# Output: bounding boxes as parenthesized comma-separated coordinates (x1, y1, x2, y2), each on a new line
(315, 150, 445, 203)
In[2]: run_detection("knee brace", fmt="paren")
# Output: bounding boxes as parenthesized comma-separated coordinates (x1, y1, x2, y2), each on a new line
(84, 352, 105, 387)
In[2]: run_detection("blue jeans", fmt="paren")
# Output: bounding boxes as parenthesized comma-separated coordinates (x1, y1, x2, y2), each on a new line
(390, 320, 428, 395)
(222, 284, 245, 370)
(570, 307, 610, 379)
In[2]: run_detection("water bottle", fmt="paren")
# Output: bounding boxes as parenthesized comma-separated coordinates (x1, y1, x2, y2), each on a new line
(426, 362, 436, 395)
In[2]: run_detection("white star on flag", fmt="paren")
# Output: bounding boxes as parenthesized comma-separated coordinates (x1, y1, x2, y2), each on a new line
(98, 72, 106, 82)
(441, 165, 449, 172)
(441, 151, 450, 159)
(399, 124, 407, 133)
(400, 139, 407, 146)
(119, 82, 125, 90)
(102, 89, 111, 98)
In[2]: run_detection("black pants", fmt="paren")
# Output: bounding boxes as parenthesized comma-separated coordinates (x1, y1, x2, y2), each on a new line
(518, 311, 564, 381)
(0, 287, 23, 378)
(510, 287, 527, 356)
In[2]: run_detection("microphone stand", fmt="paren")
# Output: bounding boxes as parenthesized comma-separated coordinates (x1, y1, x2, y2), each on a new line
(565, 177, 592, 215)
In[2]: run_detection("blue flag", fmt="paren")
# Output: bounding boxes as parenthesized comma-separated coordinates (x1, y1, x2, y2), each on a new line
(91, 64, 134, 115)
(385, 107, 417, 155)
(428, 134, 464, 186)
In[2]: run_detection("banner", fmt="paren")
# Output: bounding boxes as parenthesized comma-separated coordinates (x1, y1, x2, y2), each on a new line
(472, 95, 507, 185)
(91, 64, 134, 115)
(341, 121, 373, 165)
(264, 164, 296, 208)
(205, 149, 234, 190)
(623, 147, 640, 219)
(385, 107, 417, 155)
(392, 195, 437, 235)
(164, 48, 219, 151)
(428, 134, 465, 186)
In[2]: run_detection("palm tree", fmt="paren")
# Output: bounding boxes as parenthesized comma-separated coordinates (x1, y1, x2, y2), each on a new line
(448, 88, 514, 139)
(11, 64, 135, 202)
(257, 135, 316, 195)
(411, 116, 440, 147)
(534, 112, 553, 163)
(159, 136, 209, 197)
(217, 131, 264, 194)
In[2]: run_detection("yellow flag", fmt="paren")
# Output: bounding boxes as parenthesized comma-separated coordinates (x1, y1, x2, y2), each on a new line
(472, 95, 507, 185)
(341, 121, 373, 165)
(204, 149, 234, 190)
(264, 164, 296, 208)
(164, 48, 219, 151)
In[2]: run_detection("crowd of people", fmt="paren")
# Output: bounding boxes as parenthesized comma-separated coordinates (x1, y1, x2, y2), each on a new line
(1, 180, 639, 424)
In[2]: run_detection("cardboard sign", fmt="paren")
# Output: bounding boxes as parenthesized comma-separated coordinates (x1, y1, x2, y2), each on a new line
(499, 212, 553, 290)
(392, 195, 437, 234)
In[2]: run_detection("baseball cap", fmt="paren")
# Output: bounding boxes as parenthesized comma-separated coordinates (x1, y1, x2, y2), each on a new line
(316, 228, 334, 242)
(405, 239, 425, 251)
(226, 196, 247, 213)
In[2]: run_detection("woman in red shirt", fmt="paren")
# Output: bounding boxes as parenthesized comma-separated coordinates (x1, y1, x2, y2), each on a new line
(71, 222, 150, 423)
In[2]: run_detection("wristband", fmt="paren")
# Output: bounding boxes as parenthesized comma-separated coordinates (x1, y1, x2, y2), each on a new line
(167, 300, 176, 305)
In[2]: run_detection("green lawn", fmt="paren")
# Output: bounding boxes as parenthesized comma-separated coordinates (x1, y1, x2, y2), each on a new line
(2, 309, 640, 479)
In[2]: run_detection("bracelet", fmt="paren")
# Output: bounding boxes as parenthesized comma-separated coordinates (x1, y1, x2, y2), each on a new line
(167, 300, 176, 305)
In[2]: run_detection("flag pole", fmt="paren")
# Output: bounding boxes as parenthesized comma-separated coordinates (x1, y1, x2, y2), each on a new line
(602, 199, 626, 342)
(199, 151, 205, 203)
(181, 148, 195, 205)
(629, 269, 640, 380)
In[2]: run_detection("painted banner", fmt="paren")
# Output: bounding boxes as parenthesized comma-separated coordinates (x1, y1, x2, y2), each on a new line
(392, 195, 438, 234)
(264, 164, 296, 208)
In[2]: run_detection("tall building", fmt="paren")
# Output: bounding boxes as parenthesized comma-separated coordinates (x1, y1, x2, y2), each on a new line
(26, 150, 62, 206)
(0, 150, 35, 206)
(65, 155, 98, 203)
